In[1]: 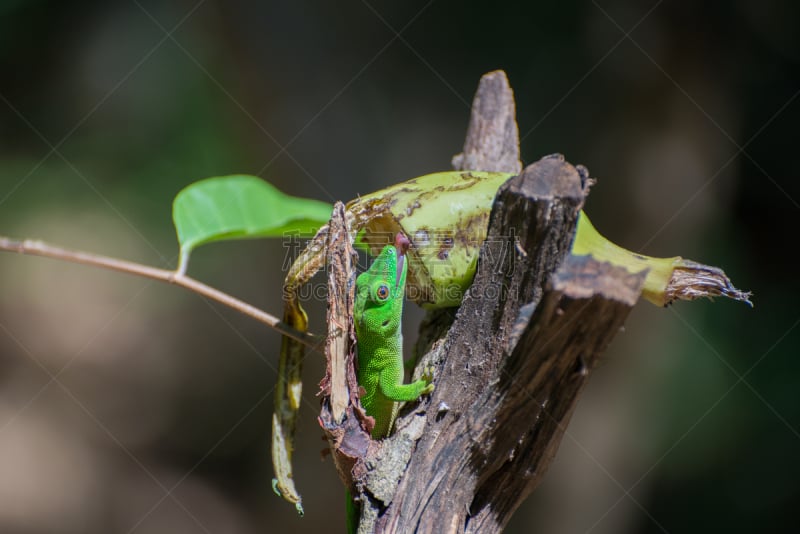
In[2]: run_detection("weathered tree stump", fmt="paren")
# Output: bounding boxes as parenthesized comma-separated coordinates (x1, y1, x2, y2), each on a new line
(321, 71, 647, 533)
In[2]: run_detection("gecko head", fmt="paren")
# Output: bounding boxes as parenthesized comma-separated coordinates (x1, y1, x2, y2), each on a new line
(354, 233, 409, 336)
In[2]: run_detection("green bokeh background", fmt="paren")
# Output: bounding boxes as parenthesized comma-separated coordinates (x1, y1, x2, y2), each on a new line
(1, 1, 797, 533)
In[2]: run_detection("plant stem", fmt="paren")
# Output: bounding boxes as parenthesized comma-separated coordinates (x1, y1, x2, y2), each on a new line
(0, 236, 322, 352)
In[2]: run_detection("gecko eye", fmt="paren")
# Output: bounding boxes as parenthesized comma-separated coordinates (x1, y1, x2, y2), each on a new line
(375, 284, 390, 301)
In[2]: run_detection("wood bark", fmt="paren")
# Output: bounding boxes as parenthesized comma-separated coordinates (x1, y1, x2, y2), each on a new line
(321, 70, 646, 533)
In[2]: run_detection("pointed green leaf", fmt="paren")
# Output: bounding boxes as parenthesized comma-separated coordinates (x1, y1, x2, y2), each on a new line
(173, 175, 332, 273)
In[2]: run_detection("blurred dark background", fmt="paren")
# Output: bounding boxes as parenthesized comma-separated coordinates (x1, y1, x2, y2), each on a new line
(1, 1, 797, 533)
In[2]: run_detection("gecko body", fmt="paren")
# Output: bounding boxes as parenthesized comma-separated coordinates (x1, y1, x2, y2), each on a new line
(347, 233, 434, 531)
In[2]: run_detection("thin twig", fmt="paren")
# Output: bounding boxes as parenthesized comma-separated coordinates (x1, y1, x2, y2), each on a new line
(0, 235, 322, 352)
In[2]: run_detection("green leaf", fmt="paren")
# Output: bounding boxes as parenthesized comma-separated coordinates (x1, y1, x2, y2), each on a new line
(172, 175, 332, 274)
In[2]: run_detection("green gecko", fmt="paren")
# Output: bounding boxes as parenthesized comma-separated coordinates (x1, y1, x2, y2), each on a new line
(354, 232, 435, 437)
(347, 232, 435, 531)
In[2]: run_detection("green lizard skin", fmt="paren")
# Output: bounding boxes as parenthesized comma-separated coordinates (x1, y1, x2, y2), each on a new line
(347, 233, 434, 532)
(354, 233, 434, 438)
